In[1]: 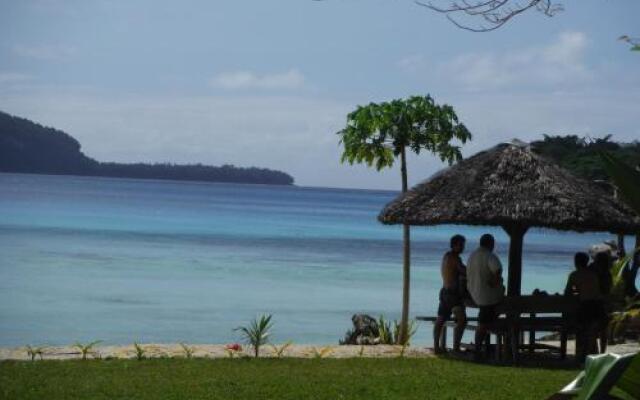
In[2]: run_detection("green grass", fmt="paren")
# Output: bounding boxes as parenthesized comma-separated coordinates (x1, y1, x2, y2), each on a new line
(0, 358, 575, 400)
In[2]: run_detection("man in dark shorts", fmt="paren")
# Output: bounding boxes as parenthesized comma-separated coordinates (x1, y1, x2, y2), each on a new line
(466, 234, 504, 358)
(433, 234, 467, 354)
(565, 251, 604, 362)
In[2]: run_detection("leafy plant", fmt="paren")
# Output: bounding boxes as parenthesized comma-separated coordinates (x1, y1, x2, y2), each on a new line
(225, 343, 242, 358)
(269, 341, 293, 358)
(311, 346, 333, 359)
(393, 319, 418, 345)
(378, 315, 395, 345)
(179, 343, 195, 359)
(338, 95, 471, 344)
(74, 340, 102, 360)
(234, 314, 273, 358)
(133, 342, 146, 361)
(600, 151, 640, 215)
(25, 345, 46, 361)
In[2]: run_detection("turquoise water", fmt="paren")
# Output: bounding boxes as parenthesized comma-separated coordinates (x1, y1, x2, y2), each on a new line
(0, 173, 631, 346)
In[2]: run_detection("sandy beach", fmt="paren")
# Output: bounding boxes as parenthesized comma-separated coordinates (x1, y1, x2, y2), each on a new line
(0, 343, 435, 361)
(3, 340, 637, 361)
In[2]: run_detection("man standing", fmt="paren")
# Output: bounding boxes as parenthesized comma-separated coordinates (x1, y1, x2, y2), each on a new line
(433, 234, 467, 354)
(466, 234, 504, 358)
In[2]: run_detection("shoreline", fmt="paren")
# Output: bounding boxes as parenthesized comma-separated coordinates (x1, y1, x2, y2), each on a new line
(0, 344, 434, 361)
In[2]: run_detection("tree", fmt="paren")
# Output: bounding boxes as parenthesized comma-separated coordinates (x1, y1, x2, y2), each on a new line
(414, 0, 562, 32)
(337, 95, 471, 343)
(619, 36, 640, 52)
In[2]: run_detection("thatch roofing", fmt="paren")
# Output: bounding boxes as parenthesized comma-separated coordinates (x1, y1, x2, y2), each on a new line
(379, 141, 640, 235)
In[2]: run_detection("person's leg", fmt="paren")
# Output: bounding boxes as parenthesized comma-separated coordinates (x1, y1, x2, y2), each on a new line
(475, 325, 487, 356)
(453, 306, 466, 352)
(475, 306, 490, 359)
(434, 294, 451, 354)
(433, 316, 445, 353)
(598, 323, 608, 353)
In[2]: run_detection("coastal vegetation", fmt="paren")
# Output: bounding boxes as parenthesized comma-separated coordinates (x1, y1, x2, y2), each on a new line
(74, 340, 102, 361)
(234, 314, 273, 358)
(531, 134, 640, 182)
(0, 110, 294, 185)
(338, 95, 472, 344)
(0, 358, 576, 399)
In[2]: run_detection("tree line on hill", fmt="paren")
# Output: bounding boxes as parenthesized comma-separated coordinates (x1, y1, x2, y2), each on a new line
(531, 134, 640, 182)
(0, 110, 294, 185)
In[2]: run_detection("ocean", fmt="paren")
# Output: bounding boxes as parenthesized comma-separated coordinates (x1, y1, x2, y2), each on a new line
(0, 173, 632, 346)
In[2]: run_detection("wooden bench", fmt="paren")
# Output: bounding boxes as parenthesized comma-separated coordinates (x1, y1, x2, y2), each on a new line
(418, 295, 581, 362)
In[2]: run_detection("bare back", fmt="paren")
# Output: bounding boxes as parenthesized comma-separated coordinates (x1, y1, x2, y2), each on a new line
(441, 251, 461, 290)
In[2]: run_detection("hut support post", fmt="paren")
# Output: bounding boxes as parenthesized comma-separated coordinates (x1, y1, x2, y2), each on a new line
(504, 225, 528, 297)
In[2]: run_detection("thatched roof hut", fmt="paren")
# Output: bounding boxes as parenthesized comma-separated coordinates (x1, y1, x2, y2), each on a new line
(379, 141, 640, 296)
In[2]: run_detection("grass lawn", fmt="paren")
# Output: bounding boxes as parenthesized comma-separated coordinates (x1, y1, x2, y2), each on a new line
(0, 357, 576, 400)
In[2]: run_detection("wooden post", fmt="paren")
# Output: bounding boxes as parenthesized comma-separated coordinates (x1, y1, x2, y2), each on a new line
(503, 225, 528, 297)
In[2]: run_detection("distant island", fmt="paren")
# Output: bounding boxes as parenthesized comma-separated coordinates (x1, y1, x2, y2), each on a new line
(0, 111, 294, 185)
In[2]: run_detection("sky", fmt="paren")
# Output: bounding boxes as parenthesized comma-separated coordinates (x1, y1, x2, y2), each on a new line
(1, 0, 639, 190)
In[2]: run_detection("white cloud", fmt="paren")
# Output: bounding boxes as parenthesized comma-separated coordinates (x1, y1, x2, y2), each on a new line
(209, 69, 305, 90)
(400, 31, 591, 91)
(12, 44, 77, 61)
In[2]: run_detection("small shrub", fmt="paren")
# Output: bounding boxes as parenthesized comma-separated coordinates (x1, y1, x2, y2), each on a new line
(225, 343, 242, 358)
(393, 320, 418, 345)
(234, 314, 273, 358)
(133, 342, 146, 360)
(25, 345, 46, 361)
(311, 346, 333, 359)
(269, 341, 293, 358)
(74, 340, 102, 360)
(179, 343, 195, 359)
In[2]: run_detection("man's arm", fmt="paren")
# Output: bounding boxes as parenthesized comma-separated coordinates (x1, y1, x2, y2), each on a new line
(564, 273, 575, 296)
(487, 254, 503, 288)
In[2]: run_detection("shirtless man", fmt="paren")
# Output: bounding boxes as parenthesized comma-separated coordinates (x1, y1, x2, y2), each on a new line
(565, 252, 604, 362)
(433, 234, 467, 354)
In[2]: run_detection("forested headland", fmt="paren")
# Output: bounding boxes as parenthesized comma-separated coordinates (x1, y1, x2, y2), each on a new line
(0, 111, 294, 185)
(531, 134, 640, 181)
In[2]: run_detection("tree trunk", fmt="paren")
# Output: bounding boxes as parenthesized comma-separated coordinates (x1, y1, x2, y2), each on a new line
(399, 146, 411, 345)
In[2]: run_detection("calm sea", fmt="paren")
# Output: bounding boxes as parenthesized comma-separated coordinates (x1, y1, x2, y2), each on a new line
(0, 173, 632, 346)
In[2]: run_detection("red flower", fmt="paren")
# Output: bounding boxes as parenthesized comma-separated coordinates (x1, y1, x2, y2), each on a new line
(226, 343, 242, 351)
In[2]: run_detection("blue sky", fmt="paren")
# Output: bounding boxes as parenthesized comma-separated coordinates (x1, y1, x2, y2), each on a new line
(1, 0, 639, 189)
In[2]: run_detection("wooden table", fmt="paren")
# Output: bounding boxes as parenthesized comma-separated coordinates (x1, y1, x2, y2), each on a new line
(418, 295, 580, 362)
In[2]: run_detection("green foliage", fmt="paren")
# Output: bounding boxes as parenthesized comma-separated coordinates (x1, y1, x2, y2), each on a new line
(74, 340, 102, 360)
(179, 343, 195, 359)
(393, 320, 418, 345)
(337, 95, 472, 171)
(269, 341, 293, 358)
(133, 343, 146, 361)
(234, 314, 274, 358)
(378, 315, 395, 345)
(531, 135, 640, 182)
(311, 346, 333, 359)
(0, 358, 575, 400)
(377, 316, 418, 345)
(561, 353, 640, 400)
(619, 35, 640, 52)
(599, 151, 640, 216)
(608, 299, 640, 342)
(25, 345, 46, 361)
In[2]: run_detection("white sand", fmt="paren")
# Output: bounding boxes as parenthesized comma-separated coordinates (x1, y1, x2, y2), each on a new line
(0, 343, 434, 361)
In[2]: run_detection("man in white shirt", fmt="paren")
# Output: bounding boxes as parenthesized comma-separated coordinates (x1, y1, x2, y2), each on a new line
(466, 234, 505, 358)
